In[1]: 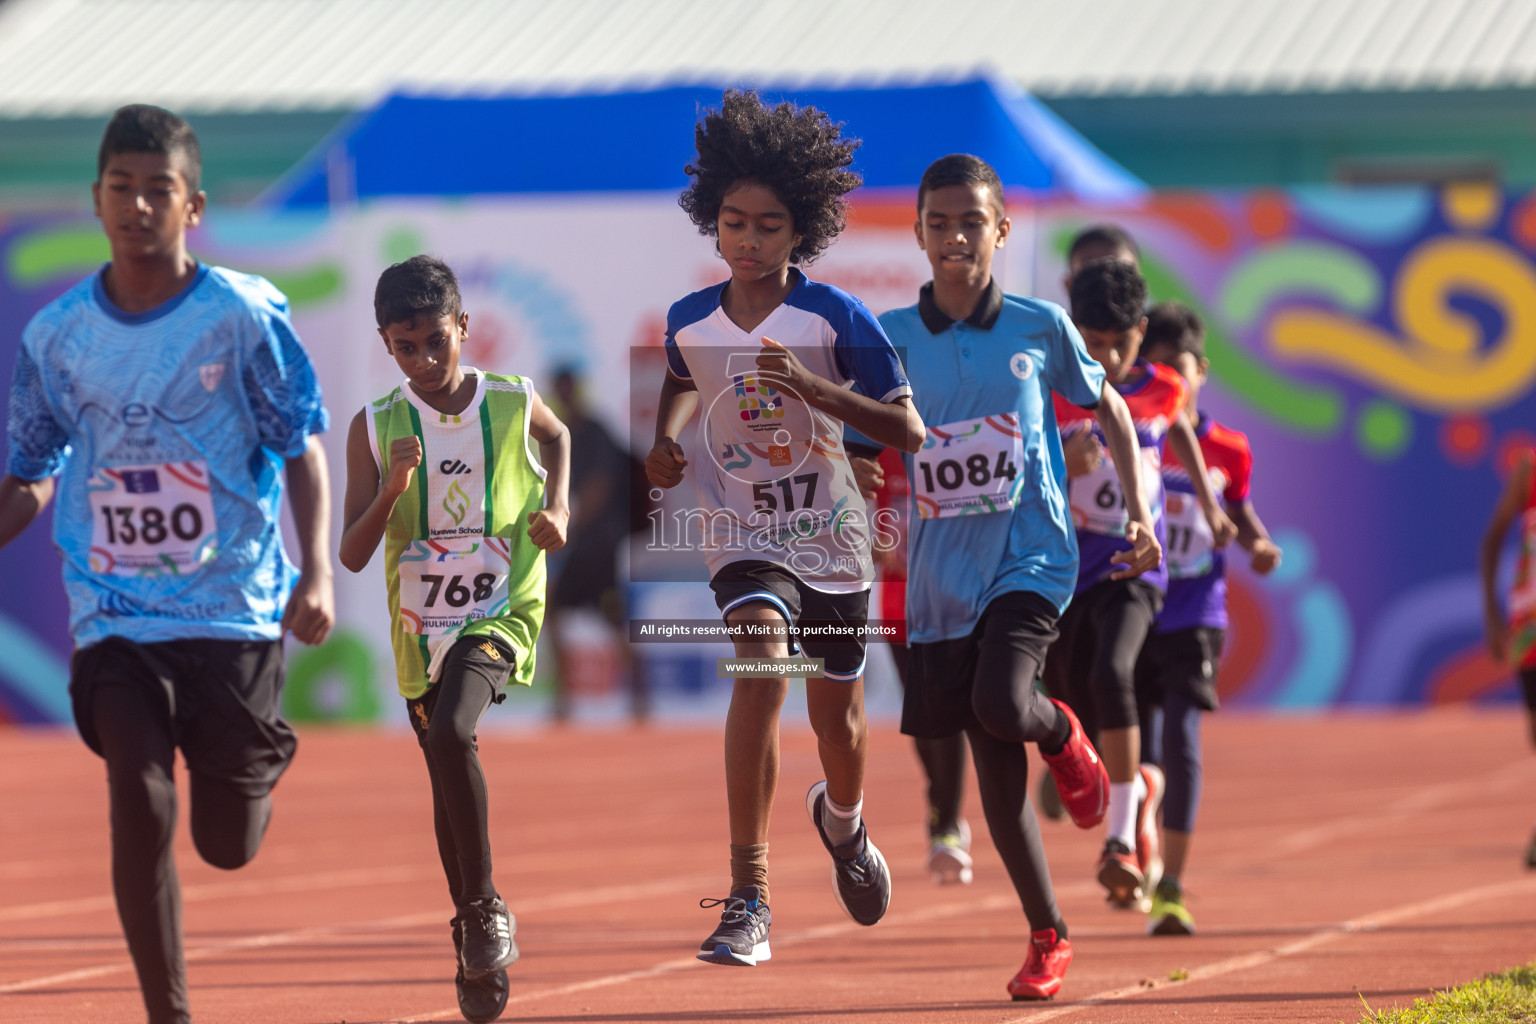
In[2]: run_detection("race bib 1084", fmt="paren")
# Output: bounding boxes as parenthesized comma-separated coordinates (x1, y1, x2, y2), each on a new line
(398, 537, 512, 635)
(913, 413, 1024, 519)
(88, 461, 218, 576)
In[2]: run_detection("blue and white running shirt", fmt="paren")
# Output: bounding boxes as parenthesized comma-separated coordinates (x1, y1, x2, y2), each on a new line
(7, 264, 329, 646)
(882, 281, 1105, 643)
(664, 270, 911, 592)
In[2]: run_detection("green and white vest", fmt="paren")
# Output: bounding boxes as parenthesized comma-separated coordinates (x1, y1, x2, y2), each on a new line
(367, 369, 546, 698)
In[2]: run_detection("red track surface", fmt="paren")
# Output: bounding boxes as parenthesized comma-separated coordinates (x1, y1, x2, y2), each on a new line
(4, 708, 1536, 1023)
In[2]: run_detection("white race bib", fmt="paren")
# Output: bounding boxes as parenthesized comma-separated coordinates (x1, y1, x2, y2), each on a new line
(1068, 443, 1164, 538)
(398, 537, 512, 635)
(1163, 490, 1215, 578)
(913, 413, 1024, 519)
(88, 461, 218, 577)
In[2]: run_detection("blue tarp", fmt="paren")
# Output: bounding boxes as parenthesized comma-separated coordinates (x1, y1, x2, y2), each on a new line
(264, 76, 1144, 207)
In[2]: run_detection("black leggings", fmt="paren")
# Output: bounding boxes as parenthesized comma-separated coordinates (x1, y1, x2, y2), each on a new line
(1045, 579, 1161, 739)
(409, 637, 512, 908)
(93, 681, 271, 1024)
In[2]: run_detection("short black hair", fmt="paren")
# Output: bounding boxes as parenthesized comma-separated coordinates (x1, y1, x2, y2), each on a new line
(1070, 257, 1147, 332)
(374, 255, 462, 328)
(679, 90, 862, 265)
(98, 104, 202, 193)
(1143, 301, 1205, 359)
(1067, 223, 1139, 264)
(917, 154, 1005, 217)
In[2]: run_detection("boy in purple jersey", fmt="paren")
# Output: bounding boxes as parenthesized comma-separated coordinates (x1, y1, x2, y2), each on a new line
(1136, 303, 1281, 934)
(1047, 260, 1236, 912)
(646, 91, 924, 967)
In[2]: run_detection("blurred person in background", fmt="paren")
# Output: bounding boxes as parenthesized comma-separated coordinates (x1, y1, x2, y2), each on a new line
(545, 364, 650, 723)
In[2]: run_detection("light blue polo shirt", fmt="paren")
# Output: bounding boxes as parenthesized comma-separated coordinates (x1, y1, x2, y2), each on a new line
(881, 280, 1104, 644)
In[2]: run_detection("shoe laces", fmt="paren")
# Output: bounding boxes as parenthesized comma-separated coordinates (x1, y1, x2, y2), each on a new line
(1023, 929, 1058, 972)
(699, 895, 754, 924)
(463, 899, 504, 938)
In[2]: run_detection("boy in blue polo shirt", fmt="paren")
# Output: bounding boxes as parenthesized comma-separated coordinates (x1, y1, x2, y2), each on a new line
(876, 154, 1159, 1001)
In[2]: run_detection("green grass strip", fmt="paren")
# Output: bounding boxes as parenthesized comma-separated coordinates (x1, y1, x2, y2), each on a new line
(1352, 963, 1536, 1023)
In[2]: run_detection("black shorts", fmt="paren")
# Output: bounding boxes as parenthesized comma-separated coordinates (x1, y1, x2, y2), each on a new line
(709, 560, 870, 682)
(903, 591, 1060, 739)
(405, 635, 516, 744)
(70, 636, 296, 797)
(1521, 666, 1536, 712)
(1135, 626, 1225, 712)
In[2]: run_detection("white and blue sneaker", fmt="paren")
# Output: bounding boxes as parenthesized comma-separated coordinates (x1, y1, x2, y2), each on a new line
(697, 886, 772, 966)
(805, 780, 892, 926)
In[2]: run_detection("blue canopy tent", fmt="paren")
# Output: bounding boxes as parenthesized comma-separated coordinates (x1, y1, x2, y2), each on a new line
(263, 76, 1143, 206)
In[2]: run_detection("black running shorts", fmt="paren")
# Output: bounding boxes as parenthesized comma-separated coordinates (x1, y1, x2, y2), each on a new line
(70, 636, 296, 797)
(1135, 626, 1225, 712)
(709, 560, 870, 682)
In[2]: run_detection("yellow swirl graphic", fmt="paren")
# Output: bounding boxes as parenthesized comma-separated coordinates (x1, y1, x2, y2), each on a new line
(1270, 238, 1536, 412)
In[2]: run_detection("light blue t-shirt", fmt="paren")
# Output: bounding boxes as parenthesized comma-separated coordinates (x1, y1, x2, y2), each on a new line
(882, 283, 1105, 644)
(7, 264, 329, 646)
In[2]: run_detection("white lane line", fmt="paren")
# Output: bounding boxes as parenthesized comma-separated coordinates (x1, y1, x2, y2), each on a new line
(1003, 875, 1536, 1022)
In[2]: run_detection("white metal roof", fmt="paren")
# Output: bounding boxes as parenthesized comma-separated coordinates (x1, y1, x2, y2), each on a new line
(0, 0, 1533, 117)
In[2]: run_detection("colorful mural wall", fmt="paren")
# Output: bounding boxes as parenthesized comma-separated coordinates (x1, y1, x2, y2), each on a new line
(1034, 185, 1536, 709)
(0, 185, 1530, 721)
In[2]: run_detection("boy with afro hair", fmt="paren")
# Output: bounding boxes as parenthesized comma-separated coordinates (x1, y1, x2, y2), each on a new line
(646, 90, 925, 966)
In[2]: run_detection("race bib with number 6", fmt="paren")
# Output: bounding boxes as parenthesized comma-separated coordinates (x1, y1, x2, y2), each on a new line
(88, 461, 219, 576)
(1068, 443, 1164, 538)
(398, 537, 512, 635)
(913, 413, 1024, 519)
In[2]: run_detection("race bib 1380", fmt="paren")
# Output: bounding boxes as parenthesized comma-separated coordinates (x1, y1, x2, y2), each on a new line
(913, 413, 1024, 519)
(88, 461, 218, 576)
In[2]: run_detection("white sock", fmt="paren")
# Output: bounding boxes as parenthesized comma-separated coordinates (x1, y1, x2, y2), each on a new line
(823, 793, 863, 847)
(1106, 782, 1137, 848)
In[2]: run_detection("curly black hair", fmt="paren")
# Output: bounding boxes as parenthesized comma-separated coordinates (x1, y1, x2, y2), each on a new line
(1069, 257, 1147, 332)
(1143, 301, 1205, 359)
(679, 90, 862, 265)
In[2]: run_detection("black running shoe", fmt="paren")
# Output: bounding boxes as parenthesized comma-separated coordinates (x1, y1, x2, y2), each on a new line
(697, 885, 772, 966)
(460, 896, 519, 981)
(452, 915, 509, 1023)
(805, 780, 891, 926)
(1526, 825, 1536, 870)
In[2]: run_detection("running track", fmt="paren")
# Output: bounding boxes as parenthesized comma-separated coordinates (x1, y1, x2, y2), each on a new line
(3, 709, 1535, 1023)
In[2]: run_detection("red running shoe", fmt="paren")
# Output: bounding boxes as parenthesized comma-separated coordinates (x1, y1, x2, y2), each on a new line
(1135, 764, 1165, 910)
(1039, 699, 1109, 828)
(1007, 927, 1072, 1000)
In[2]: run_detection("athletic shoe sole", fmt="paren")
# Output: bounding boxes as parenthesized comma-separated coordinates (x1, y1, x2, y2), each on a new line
(1097, 858, 1143, 910)
(1148, 913, 1195, 936)
(457, 967, 510, 1023)
(927, 845, 973, 885)
(697, 940, 770, 967)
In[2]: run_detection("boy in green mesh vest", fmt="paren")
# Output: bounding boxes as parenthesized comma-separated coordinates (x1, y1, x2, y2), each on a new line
(340, 256, 569, 1023)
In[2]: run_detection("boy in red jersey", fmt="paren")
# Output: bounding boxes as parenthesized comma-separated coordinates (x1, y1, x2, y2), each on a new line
(1137, 302, 1281, 933)
(1047, 261, 1235, 911)
(1481, 444, 1536, 868)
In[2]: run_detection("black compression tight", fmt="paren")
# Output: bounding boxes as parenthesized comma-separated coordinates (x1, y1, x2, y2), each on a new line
(415, 650, 503, 908)
(92, 681, 271, 1024)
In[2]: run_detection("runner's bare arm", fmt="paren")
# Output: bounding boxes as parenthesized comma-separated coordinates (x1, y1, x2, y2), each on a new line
(339, 409, 420, 573)
(755, 339, 924, 453)
(283, 436, 335, 645)
(1092, 386, 1162, 578)
(646, 369, 699, 489)
(525, 385, 570, 552)
(1228, 497, 1282, 574)
(0, 474, 53, 550)
(1481, 451, 1531, 663)
(1167, 416, 1238, 548)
